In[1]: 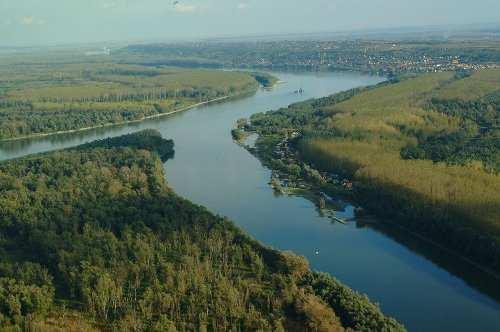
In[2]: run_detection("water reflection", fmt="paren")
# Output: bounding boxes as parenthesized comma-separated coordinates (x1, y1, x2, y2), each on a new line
(369, 222, 500, 305)
(1, 71, 499, 331)
(281, 180, 500, 306)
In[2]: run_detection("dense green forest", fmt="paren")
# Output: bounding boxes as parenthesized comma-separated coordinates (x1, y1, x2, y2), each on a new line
(0, 130, 403, 331)
(0, 60, 262, 140)
(244, 69, 500, 274)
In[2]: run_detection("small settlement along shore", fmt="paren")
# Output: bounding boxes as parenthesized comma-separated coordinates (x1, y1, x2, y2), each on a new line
(233, 124, 500, 280)
(233, 125, 370, 226)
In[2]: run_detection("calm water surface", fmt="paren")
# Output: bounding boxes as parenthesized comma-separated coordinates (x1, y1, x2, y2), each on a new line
(1, 71, 499, 331)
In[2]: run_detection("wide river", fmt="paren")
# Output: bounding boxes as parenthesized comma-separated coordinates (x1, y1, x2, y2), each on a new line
(1, 71, 499, 331)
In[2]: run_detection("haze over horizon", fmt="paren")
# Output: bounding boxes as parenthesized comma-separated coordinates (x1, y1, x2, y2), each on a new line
(1, 0, 500, 46)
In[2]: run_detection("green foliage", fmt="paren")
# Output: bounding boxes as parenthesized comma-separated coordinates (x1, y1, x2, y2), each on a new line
(303, 272, 405, 332)
(433, 68, 500, 100)
(80, 129, 175, 162)
(249, 72, 279, 88)
(405, 96, 500, 171)
(0, 62, 261, 140)
(0, 263, 55, 326)
(247, 69, 500, 273)
(231, 128, 246, 141)
(0, 130, 364, 331)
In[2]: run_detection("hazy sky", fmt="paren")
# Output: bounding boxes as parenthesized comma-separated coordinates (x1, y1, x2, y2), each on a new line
(1, 0, 499, 46)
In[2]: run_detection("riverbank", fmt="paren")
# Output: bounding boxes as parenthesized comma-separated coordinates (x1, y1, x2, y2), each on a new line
(3, 70, 499, 331)
(0, 62, 265, 142)
(240, 69, 500, 277)
(240, 130, 500, 281)
(0, 130, 405, 331)
(1, 94, 239, 143)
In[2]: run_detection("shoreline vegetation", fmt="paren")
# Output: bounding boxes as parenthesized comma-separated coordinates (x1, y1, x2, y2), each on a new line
(248, 72, 280, 89)
(235, 122, 500, 281)
(239, 68, 500, 276)
(0, 130, 404, 331)
(0, 95, 231, 143)
(0, 61, 274, 141)
(240, 129, 500, 280)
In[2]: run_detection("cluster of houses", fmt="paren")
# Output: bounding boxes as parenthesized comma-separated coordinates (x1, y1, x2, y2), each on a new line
(271, 132, 354, 192)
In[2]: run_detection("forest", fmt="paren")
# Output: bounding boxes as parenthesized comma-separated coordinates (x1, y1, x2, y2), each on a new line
(245, 68, 500, 274)
(0, 130, 403, 331)
(0, 60, 262, 140)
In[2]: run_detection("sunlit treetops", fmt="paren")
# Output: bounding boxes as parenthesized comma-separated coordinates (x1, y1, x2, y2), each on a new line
(249, 68, 500, 273)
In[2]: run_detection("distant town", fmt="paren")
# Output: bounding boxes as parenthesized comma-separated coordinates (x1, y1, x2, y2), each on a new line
(123, 39, 500, 75)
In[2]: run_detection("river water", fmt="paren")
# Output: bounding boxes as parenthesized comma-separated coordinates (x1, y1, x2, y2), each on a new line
(1, 71, 499, 331)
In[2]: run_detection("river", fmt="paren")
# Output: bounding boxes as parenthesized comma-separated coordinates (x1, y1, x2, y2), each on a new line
(1, 71, 499, 331)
